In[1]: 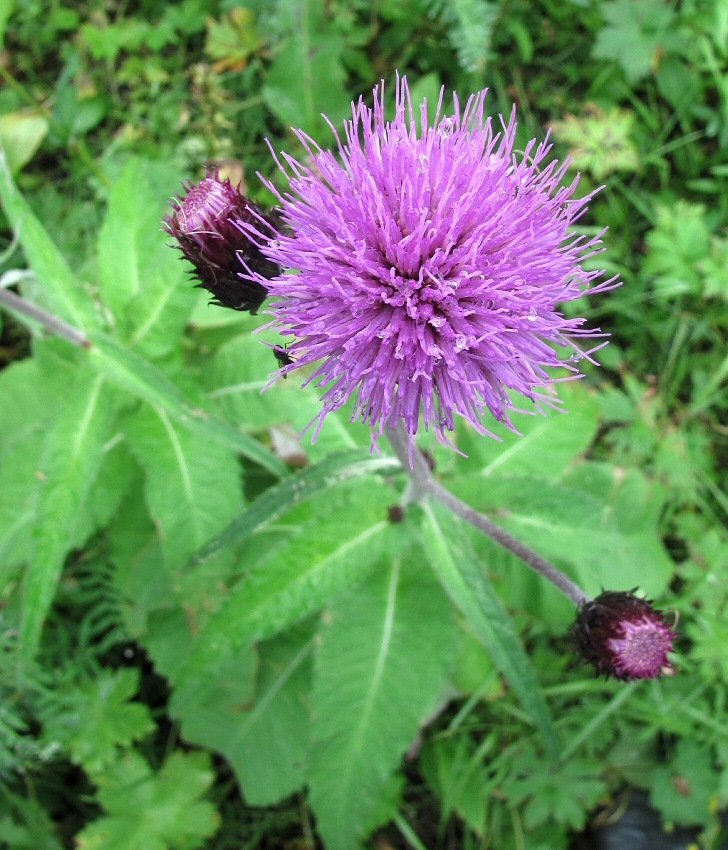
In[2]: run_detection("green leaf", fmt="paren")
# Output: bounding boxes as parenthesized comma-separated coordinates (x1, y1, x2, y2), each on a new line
(41, 669, 155, 776)
(180, 627, 313, 806)
(97, 158, 196, 358)
(308, 554, 456, 850)
(420, 733, 491, 836)
(0, 0, 14, 48)
(190, 449, 400, 567)
(263, 0, 349, 139)
(21, 369, 116, 663)
(502, 750, 605, 830)
(592, 0, 679, 82)
(171, 476, 400, 713)
(75, 751, 219, 850)
(650, 739, 717, 827)
(550, 105, 639, 180)
(0, 795, 64, 850)
(0, 111, 49, 174)
(0, 360, 48, 574)
(642, 201, 712, 297)
(206, 331, 364, 460)
(88, 331, 288, 478)
(0, 147, 96, 329)
(452, 464, 673, 597)
(124, 405, 245, 570)
(421, 501, 559, 760)
(454, 381, 600, 481)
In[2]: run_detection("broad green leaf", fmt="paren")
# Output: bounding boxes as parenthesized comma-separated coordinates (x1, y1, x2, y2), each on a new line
(88, 331, 288, 478)
(124, 405, 244, 571)
(171, 476, 400, 713)
(180, 627, 313, 806)
(0, 148, 96, 329)
(421, 501, 559, 760)
(97, 158, 196, 357)
(0, 360, 50, 574)
(451, 464, 672, 596)
(309, 555, 456, 850)
(75, 751, 218, 850)
(21, 369, 116, 663)
(453, 381, 599, 481)
(206, 332, 364, 460)
(190, 449, 400, 566)
(41, 669, 154, 777)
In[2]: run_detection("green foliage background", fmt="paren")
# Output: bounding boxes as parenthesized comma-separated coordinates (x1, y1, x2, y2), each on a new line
(0, 0, 726, 848)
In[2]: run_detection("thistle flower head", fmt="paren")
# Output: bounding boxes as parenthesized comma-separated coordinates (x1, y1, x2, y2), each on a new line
(242, 78, 618, 448)
(164, 169, 278, 314)
(573, 591, 676, 681)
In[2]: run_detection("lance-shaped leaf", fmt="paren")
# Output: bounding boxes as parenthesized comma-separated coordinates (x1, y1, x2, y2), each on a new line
(22, 368, 116, 663)
(421, 501, 559, 760)
(308, 554, 456, 850)
(0, 147, 96, 329)
(98, 158, 197, 358)
(124, 405, 244, 572)
(170, 477, 400, 714)
(88, 331, 288, 479)
(189, 449, 400, 567)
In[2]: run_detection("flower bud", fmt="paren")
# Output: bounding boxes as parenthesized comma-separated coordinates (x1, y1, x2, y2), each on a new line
(164, 170, 279, 314)
(573, 591, 676, 681)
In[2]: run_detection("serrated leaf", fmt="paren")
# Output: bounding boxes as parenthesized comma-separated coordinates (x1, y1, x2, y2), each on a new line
(309, 555, 456, 850)
(98, 158, 196, 358)
(21, 369, 116, 663)
(421, 501, 559, 760)
(124, 405, 244, 570)
(171, 477, 400, 713)
(75, 751, 218, 850)
(0, 148, 96, 329)
(41, 669, 154, 776)
(180, 627, 313, 805)
(592, 0, 679, 82)
(88, 331, 288, 478)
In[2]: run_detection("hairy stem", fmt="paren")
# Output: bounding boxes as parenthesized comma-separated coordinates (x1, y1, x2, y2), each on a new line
(385, 423, 590, 607)
(0, 287, 91, 348)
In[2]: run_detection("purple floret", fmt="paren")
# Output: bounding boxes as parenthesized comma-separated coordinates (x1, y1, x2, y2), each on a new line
(241, 77, 618, 449)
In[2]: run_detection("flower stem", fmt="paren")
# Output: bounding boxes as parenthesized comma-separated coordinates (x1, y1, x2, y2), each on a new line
(385, 423, 590, 607)
(0, 287, 91, 348)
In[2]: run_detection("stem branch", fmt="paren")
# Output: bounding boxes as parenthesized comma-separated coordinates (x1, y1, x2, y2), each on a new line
(0, 287, 91, 348)
(385, 423, 590, 607)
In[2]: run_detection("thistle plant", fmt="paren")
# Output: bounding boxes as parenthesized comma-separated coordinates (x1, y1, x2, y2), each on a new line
(164, 78, 676, 682)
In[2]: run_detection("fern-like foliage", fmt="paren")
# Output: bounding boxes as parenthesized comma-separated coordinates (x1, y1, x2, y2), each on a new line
(428, 0, 499, 73)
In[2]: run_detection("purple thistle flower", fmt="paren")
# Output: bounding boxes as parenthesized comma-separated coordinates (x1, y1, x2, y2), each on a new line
(241, 78, 618, 448)
(573, 591, 676, 681)
(164, 169, 279, 314)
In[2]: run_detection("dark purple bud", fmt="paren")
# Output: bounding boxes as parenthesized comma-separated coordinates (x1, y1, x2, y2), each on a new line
(573, 590, 676, 681)
(163, 169, 279, 314)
